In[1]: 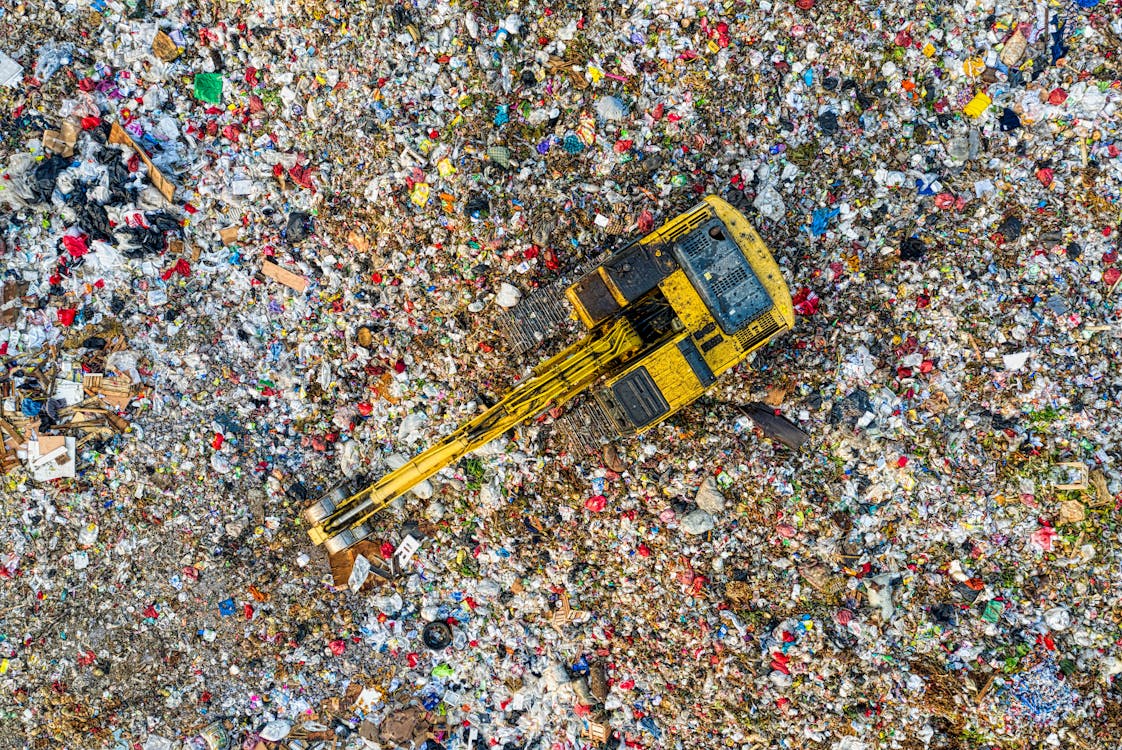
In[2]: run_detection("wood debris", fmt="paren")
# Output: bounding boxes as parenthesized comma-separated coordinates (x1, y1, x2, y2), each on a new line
(108, 121, 176, 202)
(261, 260, 309, 293)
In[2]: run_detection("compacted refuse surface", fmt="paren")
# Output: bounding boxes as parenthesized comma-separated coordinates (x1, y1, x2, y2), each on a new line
(2, 0, 1122, 748)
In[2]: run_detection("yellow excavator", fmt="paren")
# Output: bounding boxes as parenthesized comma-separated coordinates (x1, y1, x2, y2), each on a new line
(303, 195, 796, 554)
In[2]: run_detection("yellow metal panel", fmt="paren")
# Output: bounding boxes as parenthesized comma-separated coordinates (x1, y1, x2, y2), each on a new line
(658, 270, 738, 373)
(640, 202, 713, 247)
(602, 333, 710, 436)
(598, 267, 630, 307)
(660, 269, 710, 331)
(641, 337, 709, 412)
(564, 285, 598, 329)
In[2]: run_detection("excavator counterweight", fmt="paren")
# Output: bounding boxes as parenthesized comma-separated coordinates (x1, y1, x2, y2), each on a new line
(303, 196, 795, 555)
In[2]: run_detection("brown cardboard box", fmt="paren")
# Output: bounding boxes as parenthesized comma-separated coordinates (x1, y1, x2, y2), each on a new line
(152, 30, 180, 61)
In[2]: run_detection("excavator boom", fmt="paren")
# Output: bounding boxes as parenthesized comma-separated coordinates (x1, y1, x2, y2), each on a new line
(303, 195, 795, 557)
(304, 318, 644, 553)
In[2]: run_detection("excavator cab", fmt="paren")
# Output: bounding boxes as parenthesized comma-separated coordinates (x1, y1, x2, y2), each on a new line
(302, 196, 794, 557)
(555, 196, 794, 448)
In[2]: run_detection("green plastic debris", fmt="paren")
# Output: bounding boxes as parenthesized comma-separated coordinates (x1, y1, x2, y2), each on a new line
(981, 600, 1004, 623)
(194, 73, 224, 104)
(431, 663, 454, 678)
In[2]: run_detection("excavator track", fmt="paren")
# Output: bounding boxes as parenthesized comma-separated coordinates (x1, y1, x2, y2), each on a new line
(494, 250, 610, 356)
(494, 284, 575, 355)
(550, 396, 618, 455)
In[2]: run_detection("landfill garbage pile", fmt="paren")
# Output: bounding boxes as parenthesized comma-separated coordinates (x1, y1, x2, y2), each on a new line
(2, 0, 1122, 748)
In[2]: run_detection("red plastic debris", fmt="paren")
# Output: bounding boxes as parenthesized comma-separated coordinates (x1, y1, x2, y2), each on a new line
(62, 234, 89, 257)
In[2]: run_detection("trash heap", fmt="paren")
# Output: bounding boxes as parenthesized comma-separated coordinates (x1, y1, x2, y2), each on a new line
(2, 0, 1122, 748)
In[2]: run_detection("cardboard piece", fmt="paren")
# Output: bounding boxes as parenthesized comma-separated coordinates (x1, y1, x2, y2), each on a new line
(261, 260, 309, 293)
(27, 435, 76, 481)
(347, 231, 370, 253)
(43, 120, 79, 157)
(151, 30, 180, 61)
(328, 540, 390, 589)
(167, 238, 200, 262)
(218, 226, 239, 245)
(0, 281, 28, 326)
(1089, 471, 1113, 508)
(108, 122, 176, 202)
(549, 591, 587, 630)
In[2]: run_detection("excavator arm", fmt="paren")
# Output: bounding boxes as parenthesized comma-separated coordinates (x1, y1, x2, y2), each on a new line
(303, 318, 644, 554)
(302, 195, 797, 558)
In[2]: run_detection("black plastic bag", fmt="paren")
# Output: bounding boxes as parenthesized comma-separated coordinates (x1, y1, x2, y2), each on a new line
(817, 110, 839, 134)
(78, 201, 113, 242)
(103, 157, 135, 206)
(124, 210, 181, 256)
(742, 402, 811, 449)
(286, 211, 313, 243)
(997, 215, 1023, 242)
(30, 155, 70, 203)
(900, 237, 927, 261)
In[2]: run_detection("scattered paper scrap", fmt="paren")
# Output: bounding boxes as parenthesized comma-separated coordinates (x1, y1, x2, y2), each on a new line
(0, 51, 22, 87)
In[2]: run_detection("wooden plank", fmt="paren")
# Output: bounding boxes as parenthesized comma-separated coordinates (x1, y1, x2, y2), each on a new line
(108, 122, 176, 202)
(0, 417, 24, 444)
(261, 260, 309, 293)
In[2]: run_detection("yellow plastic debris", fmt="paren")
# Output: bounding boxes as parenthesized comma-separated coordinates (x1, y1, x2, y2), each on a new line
(963, 92, 991, 118)
(411, 183, 431, 207)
